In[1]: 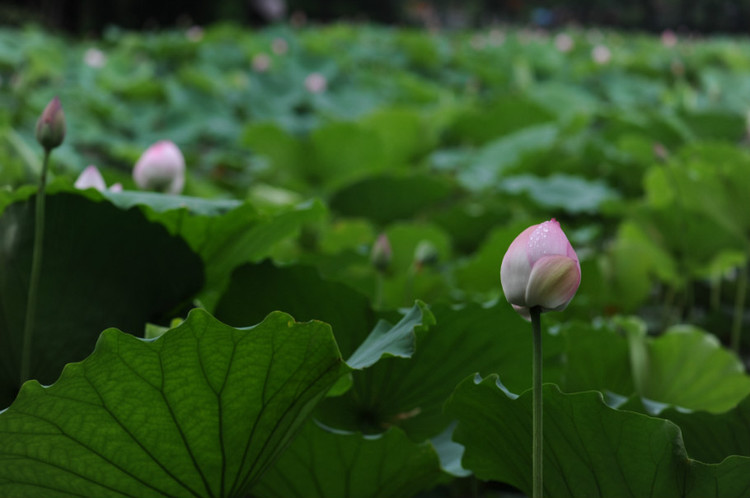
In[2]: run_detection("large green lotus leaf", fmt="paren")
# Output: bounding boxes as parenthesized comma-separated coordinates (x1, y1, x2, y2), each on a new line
(360, 107, 436, 168)
(559, 320, 634, 396)
(0, 309, 348, 498)
(616, 393, 750, 465)
(316, 302, 565, 440)
(214, 261, 376, 358)
(0, 190, 204, 407)
(309, 122, 387, 190)
(253, 420, 445, 498)
(627, 324, 750, 413)
(499, 174, 620, 215)
(447, 376, 750, 498)
(656, 394, 750, 464)
(445, 96, 556, 145)
(328, 173, 454, 225)
(137, 198, 326, 310)
(458, 124, 558, 191)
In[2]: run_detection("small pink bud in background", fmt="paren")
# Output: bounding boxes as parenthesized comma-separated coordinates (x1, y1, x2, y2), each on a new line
(186, 26, 204, 42)
(109, 183, 123, 193)
(252, 53, 271, 72)
(75, 165, 107, 192)
(500, 219, 580, 319)
(591, 44, 611, 64)
(271, 37, 288, 55)
(35, 96, 66, 151)
(554, 33, 574, 53)
(84, 48, 106, 68)
(661, 29, 677, 47)
(133, 140, 186, 195)
(305, 72, 327, 94)
(371, 233, 393, 273)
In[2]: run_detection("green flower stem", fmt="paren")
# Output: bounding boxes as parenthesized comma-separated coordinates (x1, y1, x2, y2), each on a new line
(20, 149, 51, 385)
(374, 272, 384, 309)
(530, 305, 543, 498)
(731, 261, 748, 355)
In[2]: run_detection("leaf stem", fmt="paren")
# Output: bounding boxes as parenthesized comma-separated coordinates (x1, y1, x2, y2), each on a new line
(20, 148, 50, 385)
(530, 305, 543, 498)
(731, 261, 748, 355)
(374, 272, 384, 309)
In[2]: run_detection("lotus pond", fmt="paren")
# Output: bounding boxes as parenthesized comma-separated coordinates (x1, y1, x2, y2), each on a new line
(2, 23, 750, 497)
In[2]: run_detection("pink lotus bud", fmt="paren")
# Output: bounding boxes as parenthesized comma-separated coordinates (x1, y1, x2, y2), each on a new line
(252, 53, 271, 73)
(500, 219, 580, 318)
(554, 33, 574, 53)
(661, 29, 677, 48)
(35, 96, 66, 151)
(271, 37, 288, 55)
(591, 45, 611, 65)
(371, 233, 392, 272)
(133, 140, 186, 194)
(75, 165, 107, 192)
(109, 182, 123, 192)
(304, 72, 327, 94)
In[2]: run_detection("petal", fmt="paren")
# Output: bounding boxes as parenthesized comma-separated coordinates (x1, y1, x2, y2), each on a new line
(74, 165, 106, 192)
(512, 304, 531, 321)
(525, 255, 581, 311)
(526, 219, 575, 265)
(500, 224, 537, 307)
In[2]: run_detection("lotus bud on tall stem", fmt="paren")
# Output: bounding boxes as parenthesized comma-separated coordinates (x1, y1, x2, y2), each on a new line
(21, 97, 66, 385)
(500, 219, 581, 498)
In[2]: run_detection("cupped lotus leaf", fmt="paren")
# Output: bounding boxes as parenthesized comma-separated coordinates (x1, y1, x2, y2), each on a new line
(0, 309, 348, 497)
(447, 375, 750, 498)
(0, 189, 204, 407)
(627, 324, 750, 413)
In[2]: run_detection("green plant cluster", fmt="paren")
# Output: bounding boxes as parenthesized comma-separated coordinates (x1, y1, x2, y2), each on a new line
(2, 23, 750, 497)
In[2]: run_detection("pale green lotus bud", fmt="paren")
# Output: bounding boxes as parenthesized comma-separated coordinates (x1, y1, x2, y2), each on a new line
(414, 240, 439, 270)
(371, 233, 392, 273)
(35, 97, 66, 151)
(500, 219, 581, 319)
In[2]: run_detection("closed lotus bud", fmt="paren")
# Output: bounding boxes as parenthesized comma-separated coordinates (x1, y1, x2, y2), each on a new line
(35, 97, 66, 150)
(133, 140, 186, 194)
(414, 240, 439, 270)
(371, 233, 392, 273)
(500, 219, 580, 319)
(74, 165, 107, 192)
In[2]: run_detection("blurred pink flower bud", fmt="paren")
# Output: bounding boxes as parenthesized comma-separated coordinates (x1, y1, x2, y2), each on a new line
(252, 53, 271, 72)
(305, 72, 327, 94)
(271, 37, 288, 55)
(35, 96, 66, 151)
(554, 33, 574, 53)
(84, 48, 106, 68)
(591, 44, 611, 64)
(75, 165, 107, 192)
(186, 26, 204, 42)
(500, 219, 580, 319)
(133, 140, 186, 194)
(661, 29, 677, 48)
(371, 233, 393, 272)
(109, 182, 123, 192)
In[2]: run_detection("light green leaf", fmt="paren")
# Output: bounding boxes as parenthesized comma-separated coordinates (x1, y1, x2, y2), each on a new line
(0, 309, 347, 498)
(447, 376, 750, 498)
(253, 421, 444, 498)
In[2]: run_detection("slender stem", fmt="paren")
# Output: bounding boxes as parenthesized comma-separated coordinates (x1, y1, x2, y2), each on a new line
(20, 149, 51, 385)
(731, 261, 748, 355)
(530, 306, 543, 498)
(374, 272, 384, 309)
